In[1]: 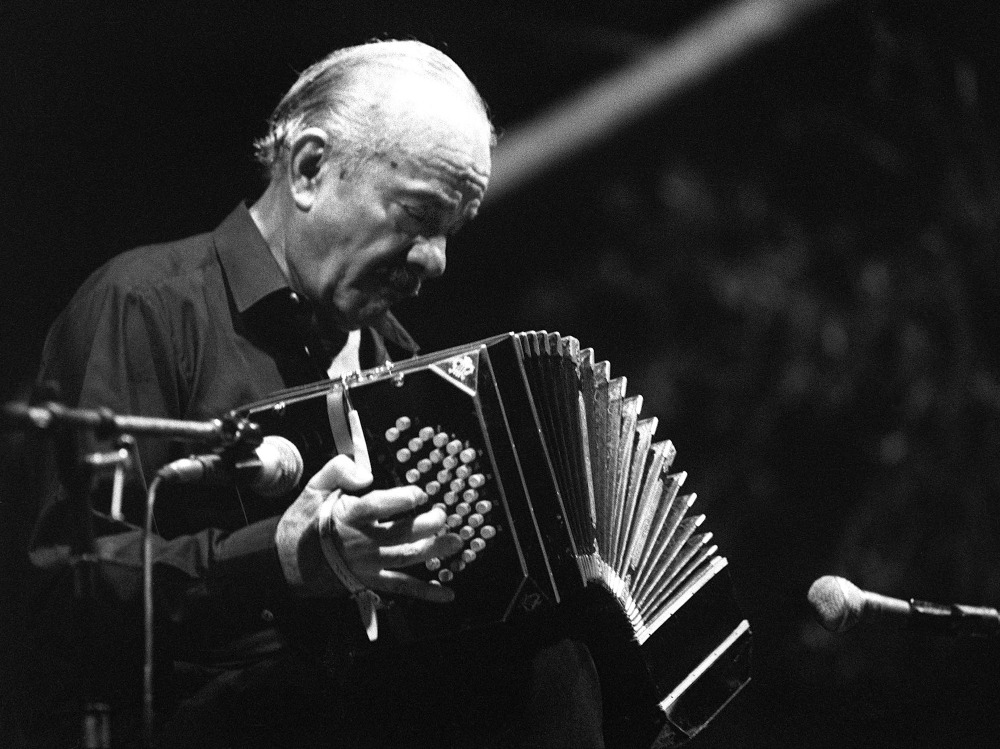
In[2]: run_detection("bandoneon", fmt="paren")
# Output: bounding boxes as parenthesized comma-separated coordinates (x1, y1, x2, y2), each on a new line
(230, 332, 752, 747)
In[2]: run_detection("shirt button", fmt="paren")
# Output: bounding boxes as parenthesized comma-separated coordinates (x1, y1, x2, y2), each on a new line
(260, 609, 275, 623)
(289, 291, 301, 304)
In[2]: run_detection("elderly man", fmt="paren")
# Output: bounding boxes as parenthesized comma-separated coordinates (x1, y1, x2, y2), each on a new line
(29, 40, 604, 748)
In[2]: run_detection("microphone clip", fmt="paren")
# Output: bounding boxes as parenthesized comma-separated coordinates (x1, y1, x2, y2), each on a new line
(216, 415, 264, 449)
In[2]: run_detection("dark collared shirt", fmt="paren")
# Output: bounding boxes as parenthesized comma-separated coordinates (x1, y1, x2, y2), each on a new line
(32, 204, 418, 655)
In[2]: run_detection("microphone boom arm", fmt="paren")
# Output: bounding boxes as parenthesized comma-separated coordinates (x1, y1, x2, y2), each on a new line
(3, 400, 262, 447)
(909, 599, 1000, 638)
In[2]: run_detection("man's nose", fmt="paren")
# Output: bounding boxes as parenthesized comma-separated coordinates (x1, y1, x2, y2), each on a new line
(407, 235, 447, 280)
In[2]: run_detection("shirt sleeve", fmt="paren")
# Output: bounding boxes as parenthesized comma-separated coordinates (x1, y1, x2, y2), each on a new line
(31, 270, 289, 612)
(39, 273, 182, 486)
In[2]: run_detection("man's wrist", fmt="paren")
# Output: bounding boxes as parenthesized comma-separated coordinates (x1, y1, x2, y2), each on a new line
(276, 508, 346, 597)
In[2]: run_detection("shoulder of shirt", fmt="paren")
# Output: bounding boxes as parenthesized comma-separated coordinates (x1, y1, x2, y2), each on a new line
(81, 229, 219, 299)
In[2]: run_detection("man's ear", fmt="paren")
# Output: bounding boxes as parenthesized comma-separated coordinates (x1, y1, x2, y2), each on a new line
(288, 127, 330, 211)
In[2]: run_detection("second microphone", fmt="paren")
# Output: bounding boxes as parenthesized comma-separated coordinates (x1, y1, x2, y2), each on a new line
(157, 435, 304, 498)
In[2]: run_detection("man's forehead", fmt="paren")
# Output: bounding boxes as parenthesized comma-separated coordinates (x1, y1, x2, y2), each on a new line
(390, 149, 489, 216)
(388, 116, 491, 201)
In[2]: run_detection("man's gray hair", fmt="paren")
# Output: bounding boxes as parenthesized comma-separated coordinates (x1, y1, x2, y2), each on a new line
(254, 39, 494, 179)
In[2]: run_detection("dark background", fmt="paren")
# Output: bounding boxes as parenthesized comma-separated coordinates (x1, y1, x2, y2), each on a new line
(5, 0, 1000, 746)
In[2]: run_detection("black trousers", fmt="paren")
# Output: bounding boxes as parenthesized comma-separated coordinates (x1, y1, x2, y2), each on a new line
(156, 629, 606, 749)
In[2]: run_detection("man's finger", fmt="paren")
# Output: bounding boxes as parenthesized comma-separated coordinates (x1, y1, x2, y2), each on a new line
(366, 506, 448, 543)
(369, 570, 456, 603)
(372, 531, 463, 570)
(307, 454, 373, 493)
(339, 485, 429, 524)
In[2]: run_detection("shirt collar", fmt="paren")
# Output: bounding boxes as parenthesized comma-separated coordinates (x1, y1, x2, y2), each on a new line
(213, 203, 419, 356)
(213, 203, 290, 314)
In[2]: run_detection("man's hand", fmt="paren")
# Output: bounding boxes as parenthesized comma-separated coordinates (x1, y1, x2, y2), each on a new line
(276, 454, 461, 601)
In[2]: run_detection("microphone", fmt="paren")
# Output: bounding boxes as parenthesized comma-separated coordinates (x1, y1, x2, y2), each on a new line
(808, 575, 1000, 638)
(157, 435, 304, 498)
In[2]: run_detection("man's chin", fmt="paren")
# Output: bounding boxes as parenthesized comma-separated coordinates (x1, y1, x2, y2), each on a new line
(345, 297, 394, 329)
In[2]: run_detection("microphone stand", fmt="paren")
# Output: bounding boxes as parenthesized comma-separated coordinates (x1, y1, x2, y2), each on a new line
(52, 418, 112, 749)
(5, 395, 264, 748)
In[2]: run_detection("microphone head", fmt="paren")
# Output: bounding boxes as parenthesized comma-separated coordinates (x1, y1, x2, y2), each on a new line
(253, 435, 304, 498)
(808, 575, 865, 633)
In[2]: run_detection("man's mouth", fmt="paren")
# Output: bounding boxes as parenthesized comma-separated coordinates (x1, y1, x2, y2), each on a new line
(373, 265, 421, 300)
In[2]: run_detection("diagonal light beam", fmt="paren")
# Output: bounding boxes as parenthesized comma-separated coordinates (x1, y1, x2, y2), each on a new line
(485, 0, 838, 204)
